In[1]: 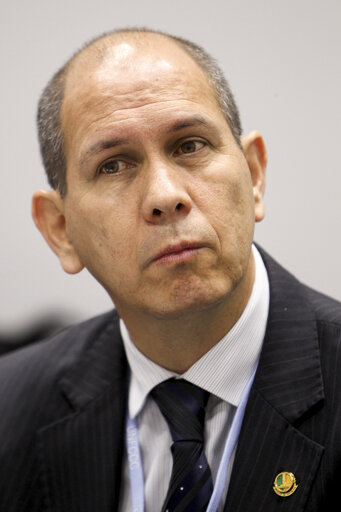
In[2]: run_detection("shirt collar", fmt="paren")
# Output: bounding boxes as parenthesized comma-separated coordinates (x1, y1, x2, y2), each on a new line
(121, 244, 269, 418)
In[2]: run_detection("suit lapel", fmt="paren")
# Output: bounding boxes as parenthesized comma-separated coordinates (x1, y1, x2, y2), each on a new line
(224, 389, 324, 511)
(224, 248, 325, 511)
(37, 312, 129, 512)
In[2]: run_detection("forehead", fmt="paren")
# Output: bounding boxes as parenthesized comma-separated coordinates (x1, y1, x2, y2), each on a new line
(61, 36, 224, 155)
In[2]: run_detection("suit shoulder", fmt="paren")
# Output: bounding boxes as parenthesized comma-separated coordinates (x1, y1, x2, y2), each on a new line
(0, 309, 121, 449)
(304, 285, 341, 327)
(258, 244, 341, 327)
(0, 309, 119, 387)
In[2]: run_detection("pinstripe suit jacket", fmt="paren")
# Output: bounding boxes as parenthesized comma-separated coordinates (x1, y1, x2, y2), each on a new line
(0, 248, 341, 511)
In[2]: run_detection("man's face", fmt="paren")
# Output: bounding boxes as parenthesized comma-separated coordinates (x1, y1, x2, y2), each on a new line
(59, 37, 263, 319)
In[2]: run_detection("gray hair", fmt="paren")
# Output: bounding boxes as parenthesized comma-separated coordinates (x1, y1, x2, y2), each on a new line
(37, 28, 242, 197)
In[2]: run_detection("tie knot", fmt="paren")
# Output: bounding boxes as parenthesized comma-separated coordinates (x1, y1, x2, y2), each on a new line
(151, 379, 210, 443)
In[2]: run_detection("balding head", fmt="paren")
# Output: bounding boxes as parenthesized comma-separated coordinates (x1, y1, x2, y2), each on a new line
(37, 28, 242, 197)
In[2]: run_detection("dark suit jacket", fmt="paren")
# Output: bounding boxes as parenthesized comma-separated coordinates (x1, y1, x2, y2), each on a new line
(1, 248, 341, 511)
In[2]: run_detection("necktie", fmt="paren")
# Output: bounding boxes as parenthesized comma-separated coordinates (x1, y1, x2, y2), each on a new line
(151, 379, 213, 512)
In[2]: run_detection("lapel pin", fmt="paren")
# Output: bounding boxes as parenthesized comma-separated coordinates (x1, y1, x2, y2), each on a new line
(273, 472, 298, 497)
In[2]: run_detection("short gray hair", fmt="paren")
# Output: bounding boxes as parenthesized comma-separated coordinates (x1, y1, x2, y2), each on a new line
(37, 28, 242, 197)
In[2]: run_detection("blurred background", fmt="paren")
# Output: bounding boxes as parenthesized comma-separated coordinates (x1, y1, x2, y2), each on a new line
(1, 0, 340, 348)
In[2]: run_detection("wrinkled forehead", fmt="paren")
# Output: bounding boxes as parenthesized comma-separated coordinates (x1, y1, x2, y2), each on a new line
(61, 35, 219, 129)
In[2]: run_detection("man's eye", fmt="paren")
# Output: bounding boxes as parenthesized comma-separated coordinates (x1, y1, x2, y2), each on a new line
(175, 140, 205, 155)
(98, 159, 132, 175)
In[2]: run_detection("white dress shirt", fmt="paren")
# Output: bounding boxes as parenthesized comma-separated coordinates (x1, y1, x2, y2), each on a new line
(118, 245, 270, 511)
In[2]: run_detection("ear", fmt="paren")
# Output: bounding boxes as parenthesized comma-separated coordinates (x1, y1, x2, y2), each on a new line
(241, 130, 267, 222)
(32, 189, 84, 274)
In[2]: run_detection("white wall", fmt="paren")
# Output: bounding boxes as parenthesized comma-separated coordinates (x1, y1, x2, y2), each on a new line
(1, 0, 340, 331)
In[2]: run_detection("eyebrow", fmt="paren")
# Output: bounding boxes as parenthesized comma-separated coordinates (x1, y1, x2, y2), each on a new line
(167, 115, 215, 132)
(79, 136, 130, 167)
(79, 115, 218, 167)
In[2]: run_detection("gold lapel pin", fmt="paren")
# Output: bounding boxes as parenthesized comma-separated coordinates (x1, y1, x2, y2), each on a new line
(273, 472, 298, 497)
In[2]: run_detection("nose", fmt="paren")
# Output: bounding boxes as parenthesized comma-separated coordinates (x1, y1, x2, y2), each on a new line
(141, 162, 192, 224)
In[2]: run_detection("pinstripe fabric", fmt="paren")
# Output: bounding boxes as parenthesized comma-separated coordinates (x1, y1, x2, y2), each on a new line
(0, 247, 340, 511)
(222, 251, 340, 511)
(0, 311, 128, 512)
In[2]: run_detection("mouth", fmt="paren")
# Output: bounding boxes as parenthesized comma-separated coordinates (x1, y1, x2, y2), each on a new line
(151, 241, 204, 265)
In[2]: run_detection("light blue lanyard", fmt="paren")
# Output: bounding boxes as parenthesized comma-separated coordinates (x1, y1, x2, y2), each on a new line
(126, 369, 256, 512)
(126, 414, 145, 512)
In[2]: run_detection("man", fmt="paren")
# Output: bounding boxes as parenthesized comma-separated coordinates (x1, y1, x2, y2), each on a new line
(0, 28, 340, 511)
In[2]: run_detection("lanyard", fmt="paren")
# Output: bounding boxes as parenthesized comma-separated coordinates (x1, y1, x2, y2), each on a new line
(126, 369, 256, 512)
(126, 414, 145, 512)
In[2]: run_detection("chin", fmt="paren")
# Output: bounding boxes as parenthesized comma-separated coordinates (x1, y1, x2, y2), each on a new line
(143, 280, 235, 319)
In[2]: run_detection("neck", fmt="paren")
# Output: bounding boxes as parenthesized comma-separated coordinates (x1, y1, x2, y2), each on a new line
(118, 254, 255, 374)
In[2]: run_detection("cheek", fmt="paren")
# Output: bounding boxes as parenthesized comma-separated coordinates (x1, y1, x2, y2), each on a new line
(197, 161, 254, 231)
(66, 199, 135, 270)
(196, 163, 255, 277)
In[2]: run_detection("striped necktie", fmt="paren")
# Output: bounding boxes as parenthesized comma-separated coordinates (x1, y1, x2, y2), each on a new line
(151, 379, 213, 512)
